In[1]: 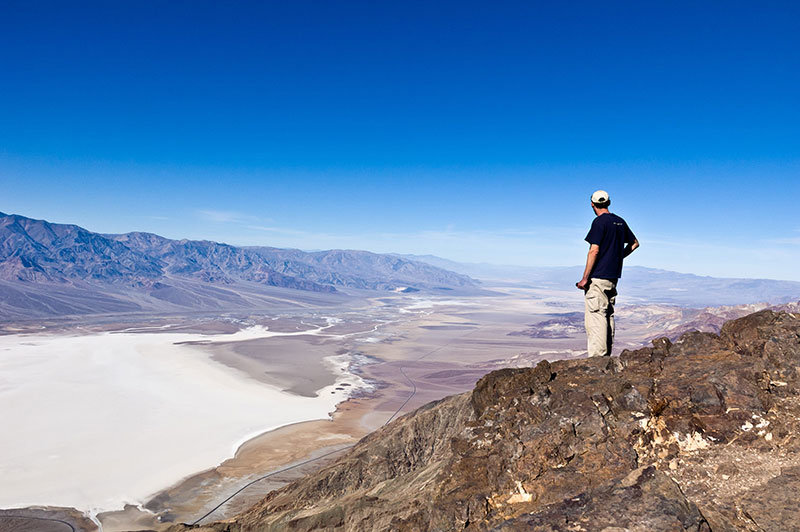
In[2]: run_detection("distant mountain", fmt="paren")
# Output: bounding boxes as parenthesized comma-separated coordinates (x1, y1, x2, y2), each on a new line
(0, 212, 165, 285)
(616, 266, 798, 306)
(0, 212, 477, 320)
(400, 254, 800, 307)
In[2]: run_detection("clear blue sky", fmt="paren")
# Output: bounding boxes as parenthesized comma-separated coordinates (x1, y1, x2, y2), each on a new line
(2, 1, 799, 280)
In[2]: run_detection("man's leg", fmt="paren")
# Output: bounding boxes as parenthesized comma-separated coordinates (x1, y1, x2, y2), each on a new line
(605, 282, 617, 355)
(585, 279, 613, 357)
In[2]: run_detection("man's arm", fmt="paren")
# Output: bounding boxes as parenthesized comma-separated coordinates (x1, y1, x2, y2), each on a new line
(576, 244, 600, 290)
(623, 238, 640, 258)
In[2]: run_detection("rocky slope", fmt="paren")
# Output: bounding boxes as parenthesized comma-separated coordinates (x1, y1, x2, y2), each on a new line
(0, 212, 477, 318)
(180, 309, 800, 531)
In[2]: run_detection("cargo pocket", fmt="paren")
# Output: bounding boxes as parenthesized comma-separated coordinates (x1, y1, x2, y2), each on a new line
(586, 292, 603, 313)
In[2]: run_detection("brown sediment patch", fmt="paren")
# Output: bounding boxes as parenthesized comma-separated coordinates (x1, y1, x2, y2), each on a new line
(202, 335, 343, 397)
(96, 504, 161, 532)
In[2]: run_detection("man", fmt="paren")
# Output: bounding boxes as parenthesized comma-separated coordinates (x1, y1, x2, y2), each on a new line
(576, 190, 639, 357)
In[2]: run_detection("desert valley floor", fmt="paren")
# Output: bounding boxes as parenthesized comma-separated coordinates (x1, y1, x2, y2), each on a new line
(0, 284, 756, 531)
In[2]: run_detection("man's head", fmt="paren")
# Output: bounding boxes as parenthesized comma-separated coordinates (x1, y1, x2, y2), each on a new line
(590, 190, 611, 213)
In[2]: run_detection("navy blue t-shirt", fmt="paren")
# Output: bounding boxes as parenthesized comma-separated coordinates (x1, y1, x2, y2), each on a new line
(585, 213, 636, 280)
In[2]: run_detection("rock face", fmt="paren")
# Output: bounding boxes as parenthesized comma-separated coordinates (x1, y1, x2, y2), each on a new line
(182, 310, 800, 531)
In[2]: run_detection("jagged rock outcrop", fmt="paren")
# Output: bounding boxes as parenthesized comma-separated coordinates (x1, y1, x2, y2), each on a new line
(182, 310, 800, 531)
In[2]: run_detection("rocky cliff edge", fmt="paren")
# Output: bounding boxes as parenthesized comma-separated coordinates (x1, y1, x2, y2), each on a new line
(179, 309, 800, 531)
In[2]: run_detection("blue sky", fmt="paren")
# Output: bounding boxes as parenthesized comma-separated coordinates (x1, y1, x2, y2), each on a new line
(2, 1, 799, 280)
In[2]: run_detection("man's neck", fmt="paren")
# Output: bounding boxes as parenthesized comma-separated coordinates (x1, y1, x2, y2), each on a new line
(594, 208, 610, 216)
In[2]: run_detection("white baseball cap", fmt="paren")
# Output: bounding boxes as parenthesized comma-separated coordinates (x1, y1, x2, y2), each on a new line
(591, 190, 610, 204)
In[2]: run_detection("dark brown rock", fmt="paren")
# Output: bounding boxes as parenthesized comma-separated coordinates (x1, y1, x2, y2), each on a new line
(737, 466, 800, 531)
(492, 466, 710, 532)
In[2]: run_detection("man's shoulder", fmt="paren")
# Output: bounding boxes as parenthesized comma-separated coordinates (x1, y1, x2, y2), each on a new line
(593, 213, 619, 226)
(608, 213, 629, 225)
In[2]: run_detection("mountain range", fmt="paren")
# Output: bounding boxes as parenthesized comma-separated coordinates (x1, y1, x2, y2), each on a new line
(401, 254, 800, 307)
(0, 212, 477, 320)
(4, 211, 799, 321)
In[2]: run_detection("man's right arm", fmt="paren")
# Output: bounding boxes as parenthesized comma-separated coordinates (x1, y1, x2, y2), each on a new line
(576, 244, 600, 290)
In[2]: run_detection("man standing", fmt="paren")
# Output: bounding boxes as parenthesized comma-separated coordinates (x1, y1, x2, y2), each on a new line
(576, 190, 639, 357)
